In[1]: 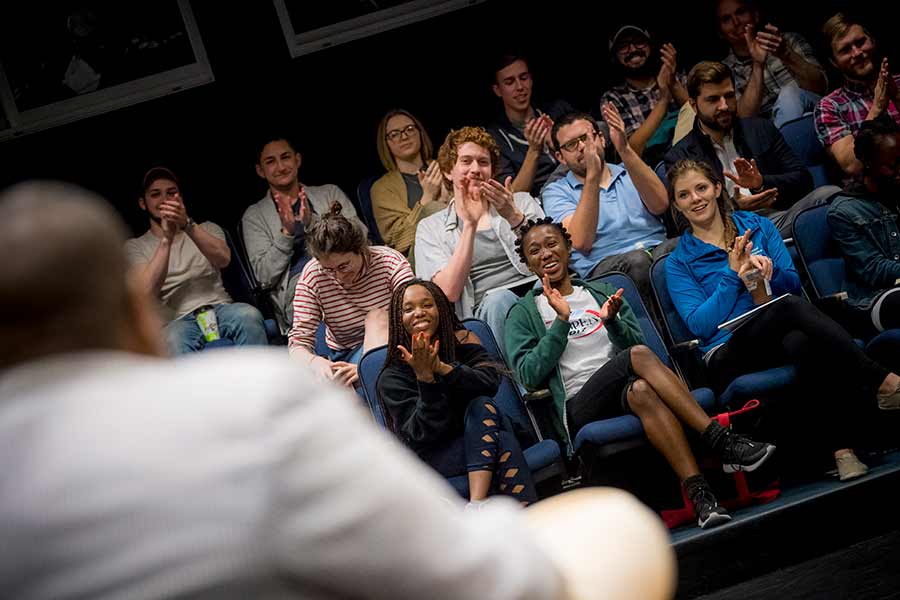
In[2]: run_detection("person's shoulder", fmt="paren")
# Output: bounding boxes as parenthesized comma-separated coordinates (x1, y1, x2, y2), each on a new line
(541, 98, 575, 119)
(417, 204, 451, 230)
(371, 171, 397, 193)
(371, 244, 409, 263)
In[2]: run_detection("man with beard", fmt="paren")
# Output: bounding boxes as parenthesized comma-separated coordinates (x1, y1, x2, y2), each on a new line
(599, 25, 690, 165)
(242, 134, 367, 334)
(126, 167, 267, 354)
(486, 54, 575, 197)
(542, 105, 674, 315)
(815, 13, 900, 179)
(665, 61, 838, 238)
(827, 114, 900, 337)
(716, 0, 827, 127)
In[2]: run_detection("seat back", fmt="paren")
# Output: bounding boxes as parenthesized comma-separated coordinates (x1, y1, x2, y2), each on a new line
(792, 203, 846, 299)
(650, 254, 699, 348)
(222, 226, 281, 341)
(594, 272, 674, 369)
(358, 345, 389, 429)
(654, 160, 668, 186)
(356, 175, 385, 246)
(461, 318, 538, 447)
(779, 115, 831, 188)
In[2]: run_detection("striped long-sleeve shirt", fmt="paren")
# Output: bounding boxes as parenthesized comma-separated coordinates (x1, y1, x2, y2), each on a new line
(289, 246, 414, 353)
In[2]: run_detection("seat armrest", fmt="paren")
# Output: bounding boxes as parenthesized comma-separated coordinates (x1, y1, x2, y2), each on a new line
(522, 388, 555, 443)
(668, 340, 710, 390)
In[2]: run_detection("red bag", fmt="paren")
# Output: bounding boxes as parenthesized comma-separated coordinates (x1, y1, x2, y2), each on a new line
(662, 400, 780, 529)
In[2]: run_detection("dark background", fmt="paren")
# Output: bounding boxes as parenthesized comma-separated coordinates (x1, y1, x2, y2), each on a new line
(0, 0, 888, 236)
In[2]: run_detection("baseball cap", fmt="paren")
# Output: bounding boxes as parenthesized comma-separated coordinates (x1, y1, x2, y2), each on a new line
(609, 25, 651, 51)
(141, 166, 179, 193)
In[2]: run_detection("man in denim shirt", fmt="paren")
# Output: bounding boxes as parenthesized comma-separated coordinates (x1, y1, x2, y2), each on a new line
(828, 114, 900, 335)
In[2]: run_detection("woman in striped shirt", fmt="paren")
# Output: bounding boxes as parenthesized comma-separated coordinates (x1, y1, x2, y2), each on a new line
(289, 203, 414, 387)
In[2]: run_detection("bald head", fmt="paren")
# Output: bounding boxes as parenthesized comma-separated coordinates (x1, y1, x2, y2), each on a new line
(0, 182, 142, 368)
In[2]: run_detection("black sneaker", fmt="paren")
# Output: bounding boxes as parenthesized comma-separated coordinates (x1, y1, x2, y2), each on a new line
(689, 485, 732, 530)
(721, 434, 776, 473)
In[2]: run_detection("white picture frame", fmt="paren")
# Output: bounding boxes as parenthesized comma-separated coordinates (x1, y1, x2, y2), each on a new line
(273, 0, 486, 58)
(0, 0, 213, 143)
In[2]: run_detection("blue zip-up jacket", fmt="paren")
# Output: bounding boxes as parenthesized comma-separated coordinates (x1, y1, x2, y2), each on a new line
(666, 211, 801, 353)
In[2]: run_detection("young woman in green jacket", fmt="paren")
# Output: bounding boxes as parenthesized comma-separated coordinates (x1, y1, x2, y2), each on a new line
(505, 217, 775, 528)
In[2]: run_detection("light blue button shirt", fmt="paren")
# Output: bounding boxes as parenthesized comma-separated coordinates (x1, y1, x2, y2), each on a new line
(542, 164, 666, 277)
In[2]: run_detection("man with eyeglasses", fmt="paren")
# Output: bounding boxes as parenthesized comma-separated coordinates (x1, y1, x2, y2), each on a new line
(599, 25, 690, 166)
(486, 53, 574, 197)
(242, 134, 367, 335)
(542, 105, 675, 315)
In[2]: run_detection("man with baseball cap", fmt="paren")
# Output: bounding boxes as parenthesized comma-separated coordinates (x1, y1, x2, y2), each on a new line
(600, 25, 690, 165)
(125, 166, 268, 354)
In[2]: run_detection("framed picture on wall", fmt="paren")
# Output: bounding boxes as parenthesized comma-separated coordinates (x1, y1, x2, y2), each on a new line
(0, 0, 213, 143)
(273, 0, 487, 58)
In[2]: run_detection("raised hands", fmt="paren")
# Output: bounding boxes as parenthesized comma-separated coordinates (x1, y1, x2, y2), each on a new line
(481, 176, 519, 221)
(525, 114, 553, 151)
(599, 288, 624, 322)
(454, 176, 488, 225)
(542, 274, 571, 321)
(417, 160, 445, 204)
(657, 43, 678, 91)
(397, 331, 442, 382)
(873, 58, 898, 114)
(755, 24, 785, 59)
(728, 228, 754, 273)
(601, 101, 628, 154)
(274, 187, 310, 235)
(724, 157, 763, 191)
(159, 192, 188, 240)
(744, 24, 769, 65)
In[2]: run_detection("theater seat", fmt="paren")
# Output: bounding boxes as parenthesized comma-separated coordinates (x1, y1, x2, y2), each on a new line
(356, 176, 384, 246)
(779, 115, 832, 188)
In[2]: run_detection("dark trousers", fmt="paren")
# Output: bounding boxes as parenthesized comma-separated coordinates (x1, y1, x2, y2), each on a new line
(707, 295, 888, 448)
(423, 397, 538, 503)
(566, 348, 636, 436)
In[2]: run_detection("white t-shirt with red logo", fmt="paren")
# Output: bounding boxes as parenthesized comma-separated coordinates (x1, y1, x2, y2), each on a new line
(536, 286, 615, 399)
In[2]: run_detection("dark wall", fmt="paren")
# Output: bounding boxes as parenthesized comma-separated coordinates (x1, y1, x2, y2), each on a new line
(0, 0, 887, 235)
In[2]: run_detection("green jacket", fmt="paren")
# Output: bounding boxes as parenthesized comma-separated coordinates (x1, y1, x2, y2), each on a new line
(505, 278, 645, 452)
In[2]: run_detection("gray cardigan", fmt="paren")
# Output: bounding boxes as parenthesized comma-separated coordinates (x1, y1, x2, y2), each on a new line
(241, 184, 367, 332)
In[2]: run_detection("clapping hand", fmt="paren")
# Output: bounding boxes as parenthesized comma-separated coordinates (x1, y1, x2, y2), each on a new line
(481, 176, 518, 221)
(599, 288, 624, 321)
(755, 24, 785, 59)
(657, 43, 678, 91)
(744, 24, 769, 64)
(525, 114, 553, 151)
(724, 157, 763, 191)
(274, 188, 310, 235)
(734, 187, 778, 211)
(159, 192, 188, 239)
(455, 176, 488, 225)
(418, 161, 445, 204)
(542, 274, 571, 321)
(398, 332, 442, 382)
(601, 101, 628, 154)
(728, 228, 754, 273)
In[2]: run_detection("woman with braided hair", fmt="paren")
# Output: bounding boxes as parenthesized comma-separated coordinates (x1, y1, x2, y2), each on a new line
(666, 159, 900, 482)
(377, 279, 538, 508)
(506, 216, 775, 529)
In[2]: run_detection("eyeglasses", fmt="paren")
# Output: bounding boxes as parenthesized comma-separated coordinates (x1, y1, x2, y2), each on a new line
(321, 259, 355, 276)
(558, 131, 598, 153)
(385, 124, 419, 142)
(615, 39, 649, 54)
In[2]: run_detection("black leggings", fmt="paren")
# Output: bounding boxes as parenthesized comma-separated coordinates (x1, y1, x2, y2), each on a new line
(708, 295, 889, 448)
(566, 348, 637, 437)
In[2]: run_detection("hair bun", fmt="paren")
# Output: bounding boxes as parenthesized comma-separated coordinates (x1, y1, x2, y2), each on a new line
(328, 201, 343, 217)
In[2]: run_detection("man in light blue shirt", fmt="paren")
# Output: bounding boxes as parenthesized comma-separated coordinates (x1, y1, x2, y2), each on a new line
(542, 106, 675, 311)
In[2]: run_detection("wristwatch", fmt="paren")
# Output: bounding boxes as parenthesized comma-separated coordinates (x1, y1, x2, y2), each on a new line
(184, 216, 196, 232)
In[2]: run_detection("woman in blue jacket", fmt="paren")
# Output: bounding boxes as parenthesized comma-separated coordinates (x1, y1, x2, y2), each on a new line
(666, 159, 900, 480)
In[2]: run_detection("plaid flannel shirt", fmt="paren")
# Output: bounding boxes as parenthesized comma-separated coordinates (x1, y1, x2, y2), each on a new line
(814, 74, 900, 148)
(600, 72, 687, 137)
(723, 32, 822, 116)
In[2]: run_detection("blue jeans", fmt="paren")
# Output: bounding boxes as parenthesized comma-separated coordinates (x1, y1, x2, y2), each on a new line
(474, 289, 520, 360)
(772, 83, 821, 128)
(165, 302, 268, 355)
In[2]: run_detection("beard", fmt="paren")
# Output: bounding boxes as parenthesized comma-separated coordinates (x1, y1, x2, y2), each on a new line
(697, 108, 735, 133)
(619, 54, 655, 80)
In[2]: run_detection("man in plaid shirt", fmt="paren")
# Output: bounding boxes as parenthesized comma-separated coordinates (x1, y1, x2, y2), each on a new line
(600, 26, 689, 166)
(815, 13, 900, 178)
(716, 0, 827, 127)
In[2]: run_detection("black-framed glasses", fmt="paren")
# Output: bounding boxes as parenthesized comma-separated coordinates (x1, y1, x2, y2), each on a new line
(559, 131, 597, 153)
(385, 124, 419, 142)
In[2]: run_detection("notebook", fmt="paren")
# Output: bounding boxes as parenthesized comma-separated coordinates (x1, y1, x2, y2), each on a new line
(717, 293, 792, 333)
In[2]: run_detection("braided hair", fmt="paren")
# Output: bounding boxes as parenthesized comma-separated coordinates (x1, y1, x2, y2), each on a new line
(385, 279, 465, 369)
(667, 159, 739, 250)
(854, 112, 900, 170)
(513, 216, 573, 264)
